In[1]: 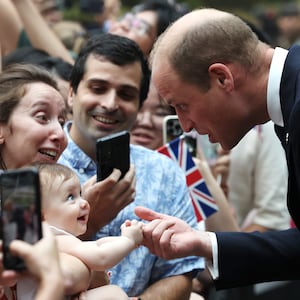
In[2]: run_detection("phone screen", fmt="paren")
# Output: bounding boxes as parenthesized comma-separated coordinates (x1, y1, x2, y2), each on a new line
(0, 167, 42, 270)
(96, 131, 130, 181)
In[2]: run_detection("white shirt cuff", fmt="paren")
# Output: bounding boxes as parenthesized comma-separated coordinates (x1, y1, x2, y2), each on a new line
(206, 232, 219, 279)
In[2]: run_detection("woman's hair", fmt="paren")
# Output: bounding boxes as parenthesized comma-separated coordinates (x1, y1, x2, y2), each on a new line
(0, 63, 58, 123)
(133, 0, 188, 37)
(3, 47, 73, 81)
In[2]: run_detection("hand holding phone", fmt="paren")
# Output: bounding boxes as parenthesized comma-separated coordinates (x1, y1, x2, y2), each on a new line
(0, 167, 42, 270)
(96, 131, 130, 181)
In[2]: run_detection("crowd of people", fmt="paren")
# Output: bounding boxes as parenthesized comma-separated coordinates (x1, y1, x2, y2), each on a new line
(0, 0, 300, 300)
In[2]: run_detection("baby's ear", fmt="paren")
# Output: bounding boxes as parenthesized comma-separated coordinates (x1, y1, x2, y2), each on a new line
(41, 211, 46, 221)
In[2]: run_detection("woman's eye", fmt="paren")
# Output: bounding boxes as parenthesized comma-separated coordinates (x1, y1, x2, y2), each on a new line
(35, 113, 49, 123)
(155, 110, 171, 117)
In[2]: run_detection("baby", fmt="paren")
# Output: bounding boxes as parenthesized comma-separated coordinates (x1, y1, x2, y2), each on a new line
(18, 163, 143, 299)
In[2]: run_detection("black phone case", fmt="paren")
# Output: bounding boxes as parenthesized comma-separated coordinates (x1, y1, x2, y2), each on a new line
(0, 167, 42, 270)
(96, 131, 130, 181)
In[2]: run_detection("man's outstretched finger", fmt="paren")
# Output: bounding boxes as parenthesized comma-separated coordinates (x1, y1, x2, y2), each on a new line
(134, 206, 166, 221)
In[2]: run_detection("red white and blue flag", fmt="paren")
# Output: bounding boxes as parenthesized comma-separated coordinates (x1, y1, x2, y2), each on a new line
(157, 135, 218, 222)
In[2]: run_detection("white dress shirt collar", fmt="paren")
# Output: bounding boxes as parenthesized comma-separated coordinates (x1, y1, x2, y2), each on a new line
(267, 47, 288, 127)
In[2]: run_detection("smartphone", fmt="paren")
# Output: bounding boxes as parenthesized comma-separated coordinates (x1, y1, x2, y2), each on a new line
(0, 167, 42, 270)
(96, 131, 130, 181)
(163, 115, 198, 157)
(163, 115, 183, 144)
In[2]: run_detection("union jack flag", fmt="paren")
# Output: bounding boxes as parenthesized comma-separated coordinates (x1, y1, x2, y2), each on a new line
(157, 135, 218, 222)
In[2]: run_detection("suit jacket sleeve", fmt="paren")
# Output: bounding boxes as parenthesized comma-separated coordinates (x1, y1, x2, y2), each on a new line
(214, 228, 300, 289)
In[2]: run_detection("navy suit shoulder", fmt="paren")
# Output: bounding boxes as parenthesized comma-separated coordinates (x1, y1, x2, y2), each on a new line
(277, 45, 300, 228)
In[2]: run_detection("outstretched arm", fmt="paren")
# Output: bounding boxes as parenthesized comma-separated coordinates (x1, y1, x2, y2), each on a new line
(60, 220, 143, 271)
(10, 0, 74, 64)
(0, 1, 23, 55)
(193, 157, 239, 232)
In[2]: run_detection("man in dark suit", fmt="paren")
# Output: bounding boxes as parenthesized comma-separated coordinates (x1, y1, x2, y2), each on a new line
(134, 8, 300, 289)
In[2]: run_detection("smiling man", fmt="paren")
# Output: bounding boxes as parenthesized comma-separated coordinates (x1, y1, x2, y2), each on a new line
(58, 33, 203, 300)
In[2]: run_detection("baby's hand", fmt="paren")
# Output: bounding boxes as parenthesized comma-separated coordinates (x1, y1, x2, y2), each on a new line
(121, 220, 143, 247)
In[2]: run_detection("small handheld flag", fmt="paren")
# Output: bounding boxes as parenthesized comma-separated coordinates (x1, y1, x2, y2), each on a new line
(157, 135, 218, 221)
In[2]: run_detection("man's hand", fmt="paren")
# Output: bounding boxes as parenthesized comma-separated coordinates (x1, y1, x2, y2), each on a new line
(134, 206, 212, 260)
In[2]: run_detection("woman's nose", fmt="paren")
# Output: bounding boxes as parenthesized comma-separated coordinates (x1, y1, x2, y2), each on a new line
(137, 111, 153, 125)
(50, 121, 67, 143)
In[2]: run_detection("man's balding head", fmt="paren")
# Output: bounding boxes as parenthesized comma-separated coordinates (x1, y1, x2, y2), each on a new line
(150, 8, 262, 91)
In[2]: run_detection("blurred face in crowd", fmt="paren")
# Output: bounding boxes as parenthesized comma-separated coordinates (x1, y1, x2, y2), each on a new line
(0, 82, 67, 169)
(277, 14, 300, 44)
(109, 11, 158, 55)
(68, 54, 142, 160)
(130, 83, 174, 150)
(34, 0, 63, 26)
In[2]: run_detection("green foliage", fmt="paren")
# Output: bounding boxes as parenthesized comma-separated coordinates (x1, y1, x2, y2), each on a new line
(121, 0, 298, 11)
(63, 0, 299, 24)
(63, 0, 97, 23)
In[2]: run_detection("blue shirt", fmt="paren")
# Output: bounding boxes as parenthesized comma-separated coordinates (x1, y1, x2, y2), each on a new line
(58, 121, 204, 296)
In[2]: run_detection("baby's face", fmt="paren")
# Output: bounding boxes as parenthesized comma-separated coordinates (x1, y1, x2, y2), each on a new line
(43, 175, 90, 236)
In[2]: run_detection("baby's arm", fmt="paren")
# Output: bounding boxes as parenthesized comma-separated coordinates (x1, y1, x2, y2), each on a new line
(67, 220, 143, 271)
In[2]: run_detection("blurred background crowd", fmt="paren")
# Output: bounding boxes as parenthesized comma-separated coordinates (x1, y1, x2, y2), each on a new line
(3, 0, 300, 59)
(45, 0, 300, 50)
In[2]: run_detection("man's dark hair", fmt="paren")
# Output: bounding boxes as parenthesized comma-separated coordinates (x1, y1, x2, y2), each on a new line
(70, 33, 150, 107)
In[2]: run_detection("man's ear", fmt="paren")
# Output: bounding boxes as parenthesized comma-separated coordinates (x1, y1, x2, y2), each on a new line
(68, 86, 74, 108)
(0, 125, 5, 145)
(208, 63, 234, 92)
